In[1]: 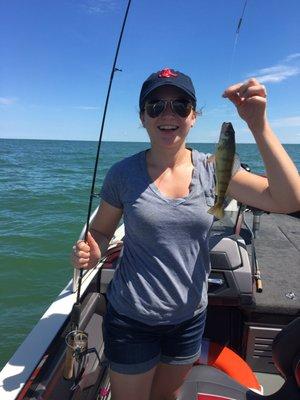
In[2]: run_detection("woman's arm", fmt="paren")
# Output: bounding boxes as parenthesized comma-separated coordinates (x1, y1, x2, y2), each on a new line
(224, 78, 300, 213)
(71, 200, 123, 269)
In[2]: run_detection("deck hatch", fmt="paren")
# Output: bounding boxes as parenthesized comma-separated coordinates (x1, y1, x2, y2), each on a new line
(245, 325, 282, 374)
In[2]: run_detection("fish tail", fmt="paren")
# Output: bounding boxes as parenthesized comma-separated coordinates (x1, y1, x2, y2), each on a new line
(207, 203, 225, 219)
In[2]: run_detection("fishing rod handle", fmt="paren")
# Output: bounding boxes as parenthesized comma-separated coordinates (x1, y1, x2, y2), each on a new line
(256, 278, 263, 292)
(63, 340, 75, 380)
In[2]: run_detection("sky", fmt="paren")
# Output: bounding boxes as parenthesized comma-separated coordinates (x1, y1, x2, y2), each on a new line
(1, 0, 300, 143)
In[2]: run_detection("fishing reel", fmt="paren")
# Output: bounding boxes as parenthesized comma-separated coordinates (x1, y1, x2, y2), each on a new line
(63, 329, 88, 380)
(64, 327, 103, 390)
(65, 330, 88, 363)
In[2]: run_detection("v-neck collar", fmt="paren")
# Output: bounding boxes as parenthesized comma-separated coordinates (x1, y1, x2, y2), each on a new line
(141, 149, 197, 206)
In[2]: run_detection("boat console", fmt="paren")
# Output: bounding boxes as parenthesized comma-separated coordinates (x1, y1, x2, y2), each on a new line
(208, 231, 253, 306)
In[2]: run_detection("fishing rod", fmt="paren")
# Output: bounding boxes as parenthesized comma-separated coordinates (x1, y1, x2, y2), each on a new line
(79, 0, 132, 302)
(63, 0, 132, 380)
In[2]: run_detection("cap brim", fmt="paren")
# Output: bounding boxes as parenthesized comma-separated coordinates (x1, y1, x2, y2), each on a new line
(140, 82, 196, 108)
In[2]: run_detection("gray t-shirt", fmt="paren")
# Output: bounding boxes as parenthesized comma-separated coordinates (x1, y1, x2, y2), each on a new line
(100, 149, 218, 325)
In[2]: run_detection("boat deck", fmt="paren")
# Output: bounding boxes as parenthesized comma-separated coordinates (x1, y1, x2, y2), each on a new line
(248, 212, 300, 316)
(208, 212, 299, 394)
(214, 211, 300, 316)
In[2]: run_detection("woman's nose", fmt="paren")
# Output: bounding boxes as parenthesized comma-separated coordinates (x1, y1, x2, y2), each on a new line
(161, 101, 174, 116)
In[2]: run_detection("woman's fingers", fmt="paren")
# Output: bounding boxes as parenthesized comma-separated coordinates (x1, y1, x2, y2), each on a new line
(222, 82, 243, 106)
(77, 240, 90, 252)
(71, 241, 93, 269)
(223, 78, 267, 127)
(73, 243, 90, 258)
(223, 78, 267, 103)
(242, 85, 267, 99)
(71, 233, 101, 270)
(72, 249, 90, 260)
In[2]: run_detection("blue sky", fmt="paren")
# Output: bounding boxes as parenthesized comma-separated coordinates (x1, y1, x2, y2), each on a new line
(1, 0, 300, 143)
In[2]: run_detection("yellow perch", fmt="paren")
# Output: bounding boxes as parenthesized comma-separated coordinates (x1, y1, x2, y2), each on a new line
(208, 122, 236, 219)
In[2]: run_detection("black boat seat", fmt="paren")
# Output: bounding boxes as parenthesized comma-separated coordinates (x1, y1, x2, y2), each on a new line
(272, 316, 300, 385)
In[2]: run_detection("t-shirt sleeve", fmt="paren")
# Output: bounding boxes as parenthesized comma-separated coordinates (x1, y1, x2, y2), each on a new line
(100, 164, 123, 209)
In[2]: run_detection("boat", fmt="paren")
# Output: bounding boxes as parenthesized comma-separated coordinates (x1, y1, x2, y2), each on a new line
(0, 199, 299, 399)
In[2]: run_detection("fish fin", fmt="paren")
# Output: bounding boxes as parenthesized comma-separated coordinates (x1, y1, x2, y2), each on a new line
(207, 204, 225, 219)
(207, 154, 215, 163)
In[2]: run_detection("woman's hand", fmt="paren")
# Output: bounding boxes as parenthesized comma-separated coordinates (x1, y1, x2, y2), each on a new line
(223, 78, 267, 131)
(71, 231, 101, 269)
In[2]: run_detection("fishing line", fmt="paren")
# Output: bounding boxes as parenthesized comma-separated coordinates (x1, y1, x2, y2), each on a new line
(76, 0, 132, 304)
(227, 0, 248, 85)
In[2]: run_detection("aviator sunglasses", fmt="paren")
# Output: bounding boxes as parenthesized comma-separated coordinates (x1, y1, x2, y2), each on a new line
(144, 98, 194, 118)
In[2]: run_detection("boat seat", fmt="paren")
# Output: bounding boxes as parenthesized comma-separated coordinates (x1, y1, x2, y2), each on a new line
(79, 292, 107, 328)
(272, 316, 300, 386)
(179, 317, 300, 399)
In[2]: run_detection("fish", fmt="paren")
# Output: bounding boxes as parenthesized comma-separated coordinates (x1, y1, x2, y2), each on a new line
(208, 122, 236, 219)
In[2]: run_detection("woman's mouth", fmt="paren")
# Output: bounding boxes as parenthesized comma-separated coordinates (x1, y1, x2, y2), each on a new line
(157, 124, 179, 133)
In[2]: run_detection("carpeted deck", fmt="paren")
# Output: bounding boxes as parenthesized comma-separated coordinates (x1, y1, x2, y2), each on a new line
(246, 213, 300, 315)
(210, 211, 300, 315)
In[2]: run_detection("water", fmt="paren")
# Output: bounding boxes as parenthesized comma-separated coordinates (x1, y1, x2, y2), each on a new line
(0, 139, 299, 368)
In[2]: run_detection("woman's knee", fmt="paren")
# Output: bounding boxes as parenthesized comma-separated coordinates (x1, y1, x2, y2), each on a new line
(149, 362, 193, 400)
(109, 366, 156, 400)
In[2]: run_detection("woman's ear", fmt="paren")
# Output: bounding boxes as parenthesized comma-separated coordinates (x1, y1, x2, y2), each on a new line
(191, 111, 197, 127)
(140, 111, 145, 127)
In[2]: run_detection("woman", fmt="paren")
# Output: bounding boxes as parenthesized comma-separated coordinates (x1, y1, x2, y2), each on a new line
(72, 68, 300, 400)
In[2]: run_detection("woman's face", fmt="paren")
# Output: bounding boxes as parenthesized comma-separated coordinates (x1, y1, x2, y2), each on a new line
(140, 86, 196, 150)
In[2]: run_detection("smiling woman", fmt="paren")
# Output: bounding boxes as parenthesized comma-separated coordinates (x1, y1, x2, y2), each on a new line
(71, 67, 300, 400)
(141, 86, 196, 150)
(139, 69, 197, 151)
(1, 0, 300, 398)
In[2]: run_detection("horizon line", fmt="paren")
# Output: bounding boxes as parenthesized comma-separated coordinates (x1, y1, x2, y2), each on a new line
(1, 137, 299, 145)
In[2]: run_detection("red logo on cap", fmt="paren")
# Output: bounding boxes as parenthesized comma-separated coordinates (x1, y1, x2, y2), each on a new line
(158, 68, 178, 78)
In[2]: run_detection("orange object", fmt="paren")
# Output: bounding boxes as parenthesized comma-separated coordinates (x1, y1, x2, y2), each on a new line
(197, 340, 261, 392)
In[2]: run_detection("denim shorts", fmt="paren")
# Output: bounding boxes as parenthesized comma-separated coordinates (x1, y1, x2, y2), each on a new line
(102, 302, 207, 374)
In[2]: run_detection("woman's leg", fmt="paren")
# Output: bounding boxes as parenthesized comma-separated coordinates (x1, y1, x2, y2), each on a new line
(149, 362, 193, 400)
(149, 310, 207, 400)
(103, 303, 161, 399)
(109, 366, 157, 400)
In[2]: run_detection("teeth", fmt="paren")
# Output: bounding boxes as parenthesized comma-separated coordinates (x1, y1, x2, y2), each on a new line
(158, 125, 178, 130)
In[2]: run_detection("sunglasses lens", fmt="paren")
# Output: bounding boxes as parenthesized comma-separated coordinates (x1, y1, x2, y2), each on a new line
(145, 100, 165, 118)
(172, 100, 193, 117)
(145, 99, 193, 118)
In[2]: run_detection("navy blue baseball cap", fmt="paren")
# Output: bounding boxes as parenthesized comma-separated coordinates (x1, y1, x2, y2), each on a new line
(139, 68, 197, 110)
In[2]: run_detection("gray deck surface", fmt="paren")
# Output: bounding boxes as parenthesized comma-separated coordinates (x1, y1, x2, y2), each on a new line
(250, 213, 300, 315)
(212, 211, 300, 315)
